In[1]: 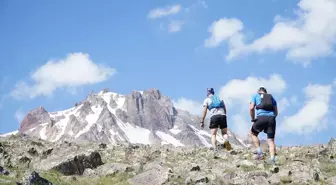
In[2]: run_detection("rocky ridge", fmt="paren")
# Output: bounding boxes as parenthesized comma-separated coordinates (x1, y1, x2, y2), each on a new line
(9, 88, 248, 149)
(0, 134, 335, 185)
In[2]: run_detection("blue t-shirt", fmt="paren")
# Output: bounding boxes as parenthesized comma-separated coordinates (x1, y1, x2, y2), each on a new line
(250, 93, 277, 117)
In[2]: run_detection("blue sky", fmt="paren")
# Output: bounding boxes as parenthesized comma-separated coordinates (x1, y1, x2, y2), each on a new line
(0, 0, 335, 146)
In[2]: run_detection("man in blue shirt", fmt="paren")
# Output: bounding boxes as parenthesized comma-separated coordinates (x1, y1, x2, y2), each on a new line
(201, 88, 232, 152)
(250, 86, 278, 164)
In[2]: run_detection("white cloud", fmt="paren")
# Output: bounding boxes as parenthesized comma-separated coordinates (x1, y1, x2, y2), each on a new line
(207, 0, 336, 66)
(168, 21, 184, 33)
(218, 74, 287, 108)
(173, 97, 203, 116)
(290, 95, 298, 105)
(148, 5, 181, 19)
(185, 0, 207, 12)
(231, 114, 250, 137)
(14, 108, 25, 123)
(277, 97, 290, 114)
(279, 83, 333, 135)
(11, 52, 116, 99)
(204, 18, 244, 48)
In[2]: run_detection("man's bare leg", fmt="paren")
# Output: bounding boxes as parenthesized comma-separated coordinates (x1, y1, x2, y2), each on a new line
(268, 138, 276, 162)
(221, 128, 228, 141)
(251, 133, 260, 149)
(251, 132, 263, 159)
(211, 128, 217, 150)
(221, 128, 231, 150)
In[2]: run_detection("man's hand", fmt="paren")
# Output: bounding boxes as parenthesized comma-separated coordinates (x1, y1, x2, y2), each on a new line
(200, 121, 204, 129)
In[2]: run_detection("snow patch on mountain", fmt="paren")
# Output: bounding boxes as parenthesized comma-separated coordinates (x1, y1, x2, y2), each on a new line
(156, 131, 184, 147)
(0, 130, 18, 137)
(169, 126, 182, 135)
(116, 121, 151, 144)
(75, 105, 103, 138)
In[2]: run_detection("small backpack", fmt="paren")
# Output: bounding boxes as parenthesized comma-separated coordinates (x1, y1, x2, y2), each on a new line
(208, 95, 225, 110)
(256, 93, 274, 111)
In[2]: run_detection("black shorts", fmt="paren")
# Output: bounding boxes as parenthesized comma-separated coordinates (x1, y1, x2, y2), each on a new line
(251, 116, 276, 139)
(209, 115, 227, 129)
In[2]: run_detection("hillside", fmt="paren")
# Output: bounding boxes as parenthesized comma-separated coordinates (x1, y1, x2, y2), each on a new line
(0, 135, 335, 184)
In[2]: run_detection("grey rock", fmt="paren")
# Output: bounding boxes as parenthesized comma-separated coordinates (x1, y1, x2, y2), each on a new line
(190, 164, 201, 171)
(0, 166, 10, 175)
(83, 168, 95, 176)
(18, 171, 53, 185)
(270, 166, 279, 174)
(331, 176, 336, 184)
(34, 150, 103, 175)
(248, 171, 268, 178)
(268, 174, 281, 185)
(252, 176, 268, 185)
(128, 168, 169, 185)
(237, 160, 254, 168)
(328, 137, 336, 152)
(94, 163, 133, 176)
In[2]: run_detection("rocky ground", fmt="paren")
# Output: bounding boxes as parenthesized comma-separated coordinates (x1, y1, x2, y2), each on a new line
(0, 134, 335, 185)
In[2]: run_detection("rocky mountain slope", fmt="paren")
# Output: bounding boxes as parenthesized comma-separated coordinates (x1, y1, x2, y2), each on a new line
(0, 134, 335, 185)
(10, 88, 248, 148)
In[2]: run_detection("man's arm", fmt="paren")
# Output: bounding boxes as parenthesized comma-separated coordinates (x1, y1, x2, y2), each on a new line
(249, 94, 256, 121)
(273, 97, 278, 117)
(250, 102, 255, 121)
(201, 105, 207, 122)
(274, 106, 278, 117)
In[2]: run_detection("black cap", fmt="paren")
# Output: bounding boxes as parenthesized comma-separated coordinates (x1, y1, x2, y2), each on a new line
(207, 88, 214, 95)
(258, 86, 267, 93)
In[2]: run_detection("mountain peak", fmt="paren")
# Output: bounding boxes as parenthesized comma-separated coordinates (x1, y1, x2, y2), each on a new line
(16, 88, 248, 148)
(19, 106, 51, 133)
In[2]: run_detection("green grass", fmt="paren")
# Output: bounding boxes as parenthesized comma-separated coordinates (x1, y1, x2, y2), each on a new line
(223, 168, 234, 173)
(240, 165, 255, 172)
(320, 162, 336, 177)
(0, 175, 17, 185)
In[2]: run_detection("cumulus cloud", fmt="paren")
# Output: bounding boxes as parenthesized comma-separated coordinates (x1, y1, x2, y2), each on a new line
(206, 0, 336, 66)
(231, 114, 250, 137)
(219, 74, 287, 108)
(173, 97, 203, 116)
(11, 53, 116, 99)
(168, 21, 184, 33)
(204, 18, 244, 48)
(277, 98, 290, 114)
(147, 5, 181, 19)
(185, 0, 207, 12)
(14, 108, 25, 123)
(290, 96, 298, 105)
(279, 83, 333, 134)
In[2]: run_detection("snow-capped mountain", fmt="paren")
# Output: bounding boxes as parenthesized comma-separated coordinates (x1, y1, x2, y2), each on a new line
(8, 88, 248, 148)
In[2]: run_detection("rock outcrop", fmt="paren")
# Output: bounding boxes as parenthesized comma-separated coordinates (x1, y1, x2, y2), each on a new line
(13, 88, 248, 148)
